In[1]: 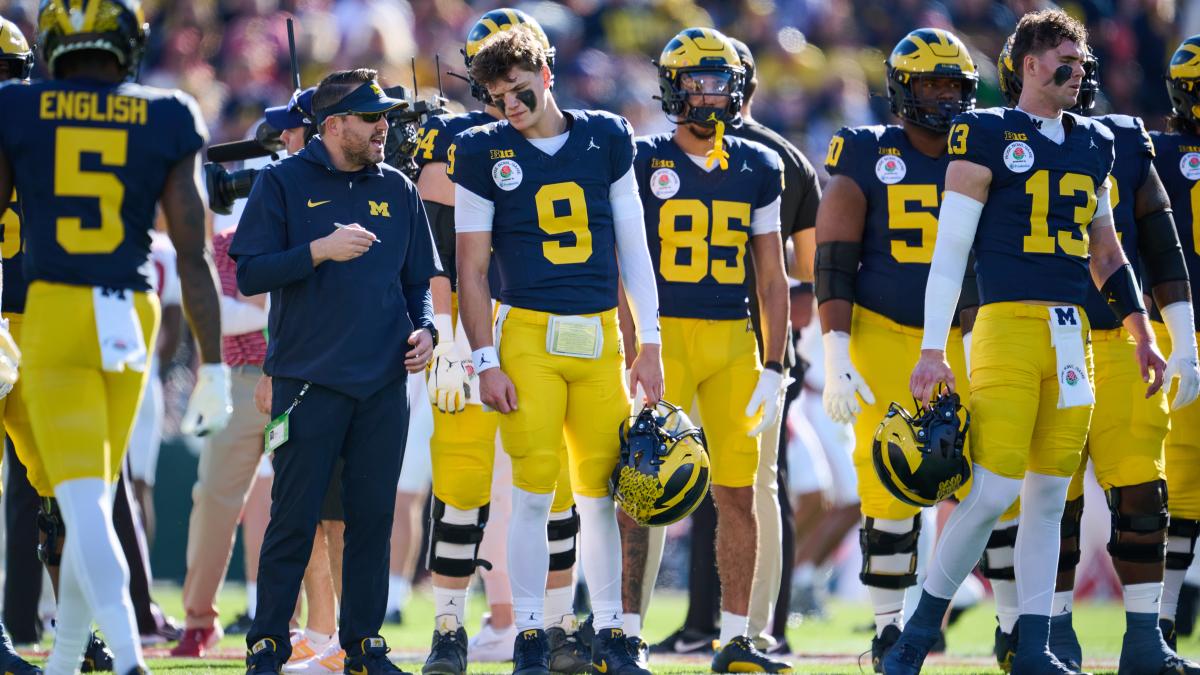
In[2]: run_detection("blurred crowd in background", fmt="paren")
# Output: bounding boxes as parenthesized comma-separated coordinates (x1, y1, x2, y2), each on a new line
(3, 0, 1199, 182)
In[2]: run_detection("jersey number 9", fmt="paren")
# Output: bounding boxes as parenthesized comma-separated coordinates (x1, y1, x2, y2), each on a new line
(536, 182, 592, 265)
(55, 127, 128, 255)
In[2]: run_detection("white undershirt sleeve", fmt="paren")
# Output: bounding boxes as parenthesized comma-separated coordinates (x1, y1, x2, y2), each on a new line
(610, 167, 661, 345)
(454, 185, 496, 233)
(921, 191, 983, 352)
(751, 196, 782, 235)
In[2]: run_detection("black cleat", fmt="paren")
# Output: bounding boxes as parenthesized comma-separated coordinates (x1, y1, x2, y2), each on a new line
(345, 636, 409, 674)
(711, 636, 791, 673)
(1161, 618, 1178, 652)
(994, 625, 1018, 673)
(545, 626, 590, 674)
(649, 626, 718, 655)
(225, 612, 254, 635)
(422, 627, 467, 675)
(385, 609, 405, 625)
(627, 636, 650, 670)
(245, 637, 284, 675)
(82, 632, 114, 672)
(871, 625, 900, 674)
(512, 629, 550, 675)
(592, 628, 650, 675)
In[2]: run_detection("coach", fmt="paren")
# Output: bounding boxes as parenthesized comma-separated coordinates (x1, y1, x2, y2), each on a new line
(230, 68, 438, 674)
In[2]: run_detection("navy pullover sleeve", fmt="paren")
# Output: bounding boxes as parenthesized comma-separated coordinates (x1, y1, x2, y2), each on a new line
(230, 168, 315, 295)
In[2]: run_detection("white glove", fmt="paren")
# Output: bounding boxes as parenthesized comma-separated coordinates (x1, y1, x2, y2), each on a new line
(1161, 302, 1200, 410)
(745, 368, 787, 437)
(181, 363, 233, 436)
(822, 331, 874, 424)
(0, 318, 20, 400)
(428, 355, 471, 413)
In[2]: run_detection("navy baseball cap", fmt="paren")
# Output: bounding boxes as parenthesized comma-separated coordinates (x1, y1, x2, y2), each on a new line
(264, 87, 316, 131)
(314, 80, 407, 124)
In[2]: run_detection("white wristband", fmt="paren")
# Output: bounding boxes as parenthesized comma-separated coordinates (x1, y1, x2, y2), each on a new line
(472, 346, 499, 373)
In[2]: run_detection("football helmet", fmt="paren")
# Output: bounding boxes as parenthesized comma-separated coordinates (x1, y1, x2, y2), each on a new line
(0, 16, 33, 81)
(657, 27, 745, 127)
(37, 0, 148, 80)
(886, 28, 977, 132)
(998, 36, 1099, 114)
(462, 8, 555, 105)
(872, 391, 971, 508)
(611, 401, 711, 527)
(1168, 36, 1200, 127)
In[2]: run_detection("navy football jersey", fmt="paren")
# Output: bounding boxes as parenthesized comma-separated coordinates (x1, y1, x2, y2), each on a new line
(948, 107, 1115, 306)
(1152, 129, 1200, 321)
(825, 125, 955, 327)
(1082, 115, 1154, 330)
(414, 110, 496, 168)
(0, 79, 207, 292)
(1, 188, 26, 314)
(448, 110, 632, 315)
(635, 134, 782, 319)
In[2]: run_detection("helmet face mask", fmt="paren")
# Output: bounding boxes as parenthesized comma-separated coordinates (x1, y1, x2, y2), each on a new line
(37, 0, 148, 80)
(872, 392, 971, 508)
(611, 402, 711, 527)
(886, 28, 977, 132)
(461, 8, 555, 106)
(1168, 36, 1200, 129)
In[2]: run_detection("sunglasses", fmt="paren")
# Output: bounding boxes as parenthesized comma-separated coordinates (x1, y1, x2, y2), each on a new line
(334, 111, 387, 123)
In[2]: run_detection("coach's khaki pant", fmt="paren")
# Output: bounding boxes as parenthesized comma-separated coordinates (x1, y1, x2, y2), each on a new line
(748, 410, 783, 638)
(181, 366, 271, 629)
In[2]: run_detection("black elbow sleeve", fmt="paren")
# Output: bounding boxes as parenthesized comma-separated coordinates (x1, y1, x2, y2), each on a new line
(1137, 209, 1190, 288)
(814, 240, 860, 305)
(424, 200, 457, 284)
(1102, 263, 1147, 321)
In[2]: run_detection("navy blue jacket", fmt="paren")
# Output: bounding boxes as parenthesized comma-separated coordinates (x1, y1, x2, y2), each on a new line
(230, 137, 438, 399)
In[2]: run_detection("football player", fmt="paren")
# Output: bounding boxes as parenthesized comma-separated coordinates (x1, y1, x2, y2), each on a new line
(0, 1, 232, 673)
(450, 26, 662, 675)
(0, 14, 52, 675)
(891, 10, 1164, 675)
(416, 10, 588, 675)
(982, 43, 1200, 674)
(620, 27, 791, 673)
(815, 28, 977, 670)
(1154, 34, 1200, 656)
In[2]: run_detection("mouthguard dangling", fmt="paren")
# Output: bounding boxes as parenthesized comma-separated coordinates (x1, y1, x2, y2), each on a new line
(704, 113, 730, 170)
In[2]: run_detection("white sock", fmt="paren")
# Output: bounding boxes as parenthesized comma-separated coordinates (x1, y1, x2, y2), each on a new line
(304, 628, 335, 650)
(388, 575, 411, 613)
(622, 613, 642, 638)
(1016, 473, 1071, 617)
(56, 478, 145, 674)
(44, 536, 90, 675)
(574, 494, 623, 630)
(1124, 582, 1162, 615)
(1162, 568, 1185, 619)
(246, 581, 258, 619)
(926, 466, 1022, 600)
(510, 487, 553, 631)
(993, 578, 1020, 633)
(433, 585, 468, 633)
(718, 611, 748, 647)
(869, 586, 905, 636)
(1053, 590, 1074, 616)
(544, 585, 577, 631)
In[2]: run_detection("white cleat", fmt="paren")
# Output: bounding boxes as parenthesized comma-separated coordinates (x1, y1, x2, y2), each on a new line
(467, 614, 519, 663)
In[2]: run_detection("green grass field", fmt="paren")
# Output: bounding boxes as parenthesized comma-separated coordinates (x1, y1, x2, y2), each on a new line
(21, 584, 1200, 673)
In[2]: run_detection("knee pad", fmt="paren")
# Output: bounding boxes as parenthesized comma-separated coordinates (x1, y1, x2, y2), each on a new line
(981, 521, 1018, 581)
(859, 516, 920, 589)
(1167, 518, 1200, 571)
(547, 507, 579, 572)
(37, 497, 64, 566)
(426, 497, 492, 578)
(1106, 481, 1169, 564)
(1058, 496, 1085, 572)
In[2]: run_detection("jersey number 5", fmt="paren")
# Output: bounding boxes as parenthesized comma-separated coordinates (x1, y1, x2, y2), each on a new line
(55, 127, 128, 255)
(1023, 170, 1093, 258)
(887, 185, 938, 263)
